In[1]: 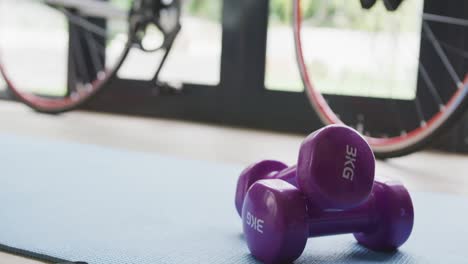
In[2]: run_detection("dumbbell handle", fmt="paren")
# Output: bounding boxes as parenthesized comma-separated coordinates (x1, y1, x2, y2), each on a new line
(262, 164, 378, 237)
(268, 165, 298, 186)
(307, 192, 376, 237)
(306, 181, 414, 240)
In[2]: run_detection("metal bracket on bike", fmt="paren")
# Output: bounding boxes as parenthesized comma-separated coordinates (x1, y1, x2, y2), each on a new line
(129, 0, 181, 52)
(129, 0, 182, 94)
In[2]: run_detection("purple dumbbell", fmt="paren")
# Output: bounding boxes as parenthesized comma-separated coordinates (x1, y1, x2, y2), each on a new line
(242, 179, 414, 264)
(235, 125, 375, 215)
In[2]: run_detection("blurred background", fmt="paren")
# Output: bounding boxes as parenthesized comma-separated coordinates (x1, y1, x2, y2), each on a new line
(0, 0, 422, 96)
(1, 0, 468, 263)
(1, 0, 468, 181)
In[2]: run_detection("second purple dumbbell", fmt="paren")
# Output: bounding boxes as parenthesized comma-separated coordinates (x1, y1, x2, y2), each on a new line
(235, 125, 375, 215)
(242, 178, 414, 263)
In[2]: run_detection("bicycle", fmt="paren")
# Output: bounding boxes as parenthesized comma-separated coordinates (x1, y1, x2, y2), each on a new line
(0, 0, 180, 112)
(2, 0, 468, 158)
(294, 0, 468, 157)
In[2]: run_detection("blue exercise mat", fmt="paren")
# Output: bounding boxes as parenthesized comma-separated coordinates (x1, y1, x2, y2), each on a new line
(0, 133, 467, 263)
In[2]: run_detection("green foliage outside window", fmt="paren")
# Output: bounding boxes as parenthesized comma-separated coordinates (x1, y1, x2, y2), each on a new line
(186, 0, 222, 21)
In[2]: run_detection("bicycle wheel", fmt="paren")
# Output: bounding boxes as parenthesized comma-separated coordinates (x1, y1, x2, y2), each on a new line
(294, 0, 468, 158)
(0, 0, 180, 113)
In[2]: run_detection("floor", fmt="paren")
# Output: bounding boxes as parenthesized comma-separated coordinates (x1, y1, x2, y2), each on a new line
(0, 100, 467, 263)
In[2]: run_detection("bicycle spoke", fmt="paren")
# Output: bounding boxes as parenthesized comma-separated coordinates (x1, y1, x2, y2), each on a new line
(71, 28, 90, 87)
(423, 13, 468, 28)
(62, 8, 110, 83)
(418, 62, 444, 110)
(422, 22, 463, 89)
(438, 39, 468, 60)
(414, 97, 426, 127)
(83, 29, 105, 77)
(58, 7, 108, 38)
(44, 0, 126, 19)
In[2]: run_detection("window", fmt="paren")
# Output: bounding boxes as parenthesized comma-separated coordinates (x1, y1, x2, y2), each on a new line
(265, 0, 423, 100)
